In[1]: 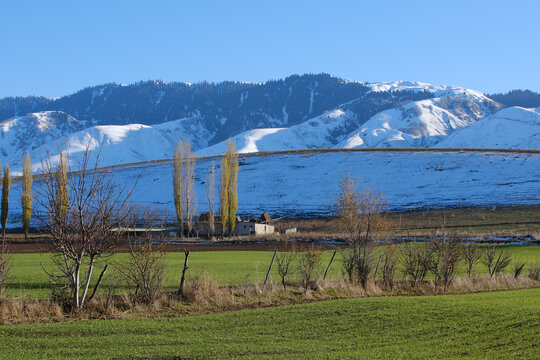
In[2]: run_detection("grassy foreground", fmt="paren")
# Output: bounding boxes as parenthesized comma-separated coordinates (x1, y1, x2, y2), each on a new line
(5, 246, 540, 299)
(0, 288, 538, 359)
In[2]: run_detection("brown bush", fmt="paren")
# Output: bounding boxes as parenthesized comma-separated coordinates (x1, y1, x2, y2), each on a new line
(528, 263, 540, 280)
(381, 244, 399, 289)
(183, 276, 219, 304)
(462, 243, 482, 278)
(298, 245, 322, 291)
(401, 241, 433, 287)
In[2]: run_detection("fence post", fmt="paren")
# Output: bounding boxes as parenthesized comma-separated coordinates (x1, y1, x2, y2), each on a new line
(264, 249, 278, 285)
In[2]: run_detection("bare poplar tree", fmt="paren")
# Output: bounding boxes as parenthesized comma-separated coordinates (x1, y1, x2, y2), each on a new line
(1, 164, 11, 239)
(173, 140, 197, 237)
(38, 146, 136, 310)
(21, 153, 33, 239)
(182, 139, 197, 236)
(173, 141, 184, 236)
(206, 161, 216, 236)
(219, 139, 239, 236)
(227, 140, 239, 234)
(55, 152, 68, 222)
(218, 155, 230, 235)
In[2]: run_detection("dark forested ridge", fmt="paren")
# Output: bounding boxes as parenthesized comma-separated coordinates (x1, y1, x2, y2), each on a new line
(488, 89, 540, 108)
(0, 73, 437, 144)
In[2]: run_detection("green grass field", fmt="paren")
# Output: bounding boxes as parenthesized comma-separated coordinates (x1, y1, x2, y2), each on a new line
(5, 245, 540, 299)
(0, 288, 538, 359)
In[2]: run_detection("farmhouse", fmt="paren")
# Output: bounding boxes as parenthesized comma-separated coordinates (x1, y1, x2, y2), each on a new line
(196, 212, 275, 236)
(232, 221, 274, 236)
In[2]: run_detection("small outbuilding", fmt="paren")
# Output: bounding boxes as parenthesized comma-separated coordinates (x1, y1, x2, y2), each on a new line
(195, 212, 275, 237)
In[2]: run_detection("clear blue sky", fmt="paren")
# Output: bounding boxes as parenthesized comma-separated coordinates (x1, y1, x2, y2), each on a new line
(1, 0, 539, 98)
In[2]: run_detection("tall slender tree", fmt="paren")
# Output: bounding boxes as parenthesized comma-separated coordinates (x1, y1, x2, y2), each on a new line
(173, 139, 197, 237)
(21, 154, 33, 239)
(218, 156, 229, 235)
(227, 140, 239, 234)
(206, 161, 216, 236)
(182, 139, 197, 236)
(1, 164, 11, 239)
(219, 139, 239, 236)
(55, 153, 68, 223)
(173, 141, 184, 236)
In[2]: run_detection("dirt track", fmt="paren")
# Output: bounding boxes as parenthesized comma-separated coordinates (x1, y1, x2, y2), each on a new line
(4, 238, 345, 254)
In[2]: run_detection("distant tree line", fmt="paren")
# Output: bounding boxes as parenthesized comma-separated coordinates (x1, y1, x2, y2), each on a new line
(489, 89, 540, 108)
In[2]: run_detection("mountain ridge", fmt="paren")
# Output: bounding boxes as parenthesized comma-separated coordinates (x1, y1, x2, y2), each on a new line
(1, 74, 539, 172)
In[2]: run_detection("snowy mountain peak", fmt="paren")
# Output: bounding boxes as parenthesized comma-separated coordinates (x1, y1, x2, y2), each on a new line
(368, 80, 487, 101)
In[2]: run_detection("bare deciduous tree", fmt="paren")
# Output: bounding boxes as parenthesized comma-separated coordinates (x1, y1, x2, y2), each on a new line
(38, 146, 136, 310)
(276, 249, 296, 290)
(381, 244, 398, 289)
(219, 139, 238, 236)
(182, 140, 197, 236)
(401, 240, 433, 287)
(334, 175, 390, 287)
(173, 140, 197, 237)
(173, 142, 184, 236)
(55, 152, 68, 222)
(21, 153, 33, 239)
(429, 235, 462, 290)
(205, 161, 216, 236)
(462, 243, 482, 278)
(117, 208, 167, 305)
(1, 164, 11, 239)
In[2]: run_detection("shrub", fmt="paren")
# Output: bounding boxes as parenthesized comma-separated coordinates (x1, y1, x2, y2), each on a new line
(462, 243, 482, 278)
(430, 236, 462, 290)
(298, 246, 322, 291)
(117, 241, 167, 305)
(528, 263, 540, 281)
(482, 245, 512, 278)
(513, 261, 526, 278)
(381, 244, 398, 289)
(401, 241, 433, 287)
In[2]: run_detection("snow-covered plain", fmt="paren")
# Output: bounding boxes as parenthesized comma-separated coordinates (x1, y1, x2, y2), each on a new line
(6, 150, 540, 227)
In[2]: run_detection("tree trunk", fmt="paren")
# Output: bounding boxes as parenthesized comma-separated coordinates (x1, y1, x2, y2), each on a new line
(74, 265, 80, 309)
(178, 250, 190, 298)
(323, 250, 337, 281)
(88, 264, 109, 302)
(79, 258, 95, 308)
(264, 249, 277, 285)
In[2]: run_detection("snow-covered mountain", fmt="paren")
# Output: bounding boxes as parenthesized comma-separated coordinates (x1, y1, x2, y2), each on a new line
(0, 75, 539, 172)
(3, 114, 214, 172)
(0, 111, 84, 159)
(339, 91, 499, 149)
(436, 107, 540, 149)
